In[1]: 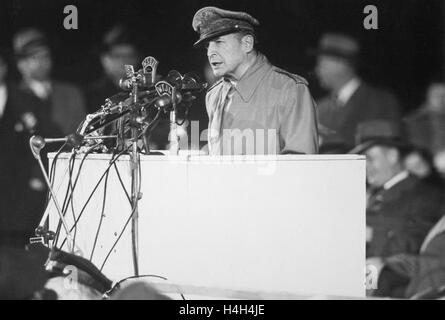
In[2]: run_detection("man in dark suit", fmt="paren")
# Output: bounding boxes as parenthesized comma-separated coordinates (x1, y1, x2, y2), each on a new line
(13, 28, 86, 138)
(10, 28, 87, 243)
(351, 137, 445, 297)
(353, 137, 445, 259)
(0, 49, 25, 247)
(314, 33, 402, 150)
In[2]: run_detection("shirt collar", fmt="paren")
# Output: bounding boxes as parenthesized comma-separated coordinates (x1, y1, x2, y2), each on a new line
(27, 79, 52, 99)
(383, 170, 410, 190)
(336, 77, 361, 106)
(229, 53, 271, 102)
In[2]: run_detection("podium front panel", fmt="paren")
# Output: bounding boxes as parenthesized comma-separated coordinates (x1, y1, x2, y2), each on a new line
(47, 154, 366, 298)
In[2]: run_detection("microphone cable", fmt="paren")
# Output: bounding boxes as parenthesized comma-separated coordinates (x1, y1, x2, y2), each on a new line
(53, 144, 100, 247)
(59, 145, 131, 250)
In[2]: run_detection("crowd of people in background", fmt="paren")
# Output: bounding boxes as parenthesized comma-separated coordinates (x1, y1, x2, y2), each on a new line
(0, 23, 445, 299)
(312, 32, 445, 298)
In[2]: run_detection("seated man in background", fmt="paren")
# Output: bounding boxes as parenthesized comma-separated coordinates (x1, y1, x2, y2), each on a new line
(351, 134, 445, 296)
(355, 137, 444, 259)
(350, 121, 445, 297)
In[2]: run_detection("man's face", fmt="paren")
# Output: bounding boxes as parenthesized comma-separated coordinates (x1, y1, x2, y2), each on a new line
(18, 49, 52, 81)
(315, 55, 349, 91)
(206, 33, 247, 79)
(365, 145, 399, 187)
(102, 44, 139, 81)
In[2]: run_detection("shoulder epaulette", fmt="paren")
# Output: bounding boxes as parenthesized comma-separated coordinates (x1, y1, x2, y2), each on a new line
(273, 67, 308, 85)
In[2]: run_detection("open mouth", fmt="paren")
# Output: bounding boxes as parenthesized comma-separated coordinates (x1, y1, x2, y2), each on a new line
(210, 62, 223, 68)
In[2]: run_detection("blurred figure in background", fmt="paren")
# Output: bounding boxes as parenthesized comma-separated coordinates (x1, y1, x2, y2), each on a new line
(403, 146, 444, 190)
(0, 48, 25, 247)
(404, 82, 445, 180)
(11, 27, 86, 244)
(14, 28, 86, 137)
(86, 24, 140, 114)
(352, 135, 445, 297)
(359, 137, 444, 259)
(86, 25, 173, 151)
(405, 82, 445, 156)
(313, 33, 402, 151)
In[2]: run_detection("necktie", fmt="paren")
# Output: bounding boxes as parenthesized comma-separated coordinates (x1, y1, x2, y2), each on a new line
(367, 187, 385, 212)
(209, 80, 233, 155)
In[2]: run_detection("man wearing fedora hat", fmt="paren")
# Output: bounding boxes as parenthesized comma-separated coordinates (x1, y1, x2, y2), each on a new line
(10, 28, 86, 244)
(351, 130, 444, 286)
(192, 7, 318, 155)
(314, 33, 401, 151)
(351, 132, 444, 297)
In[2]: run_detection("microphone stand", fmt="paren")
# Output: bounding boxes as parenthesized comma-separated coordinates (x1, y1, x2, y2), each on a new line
(30, 135, 118, 253)
(169, 87, 180, 155)
(129, 79, 141, 277)
(29, 136, 75, 254)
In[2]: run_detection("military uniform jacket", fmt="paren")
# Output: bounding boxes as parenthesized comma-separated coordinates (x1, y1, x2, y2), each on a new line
(205, 53, 318, 155)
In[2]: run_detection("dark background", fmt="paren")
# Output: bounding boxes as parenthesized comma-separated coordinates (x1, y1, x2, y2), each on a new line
(0, 0, 443, 114)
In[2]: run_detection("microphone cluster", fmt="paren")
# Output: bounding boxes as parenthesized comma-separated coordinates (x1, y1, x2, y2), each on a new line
(100, 63, 206, 117)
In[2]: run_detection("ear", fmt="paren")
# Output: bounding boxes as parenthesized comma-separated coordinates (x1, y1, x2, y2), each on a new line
(241, 34, 255, 53)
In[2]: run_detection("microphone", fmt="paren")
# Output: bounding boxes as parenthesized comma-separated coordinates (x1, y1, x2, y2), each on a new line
(163, 71, 207, 92)
(30, 135, 66, 159)
(101, 88, 158, 114)
(119, 71, 153, 91)
(30, 133, 115, 154)
(153, 92, 183, 110)
(104, 92, 129, 105)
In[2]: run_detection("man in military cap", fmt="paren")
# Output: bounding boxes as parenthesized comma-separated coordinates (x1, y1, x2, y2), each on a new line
(192, 7, 318, 155)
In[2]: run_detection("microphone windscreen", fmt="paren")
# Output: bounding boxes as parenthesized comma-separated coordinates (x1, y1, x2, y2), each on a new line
(66, 133, 84, 148)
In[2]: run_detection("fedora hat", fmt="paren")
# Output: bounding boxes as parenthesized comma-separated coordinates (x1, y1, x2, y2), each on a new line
(13, 28, 50, 60)
(349, 120, 410, 154)
(310, 32, 360, 64)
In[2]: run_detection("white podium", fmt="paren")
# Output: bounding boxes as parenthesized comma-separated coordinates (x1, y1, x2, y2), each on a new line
(47, 153, 366, 299)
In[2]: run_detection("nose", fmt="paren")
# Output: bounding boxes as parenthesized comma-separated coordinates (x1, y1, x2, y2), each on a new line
(207, 41, 217, 58)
